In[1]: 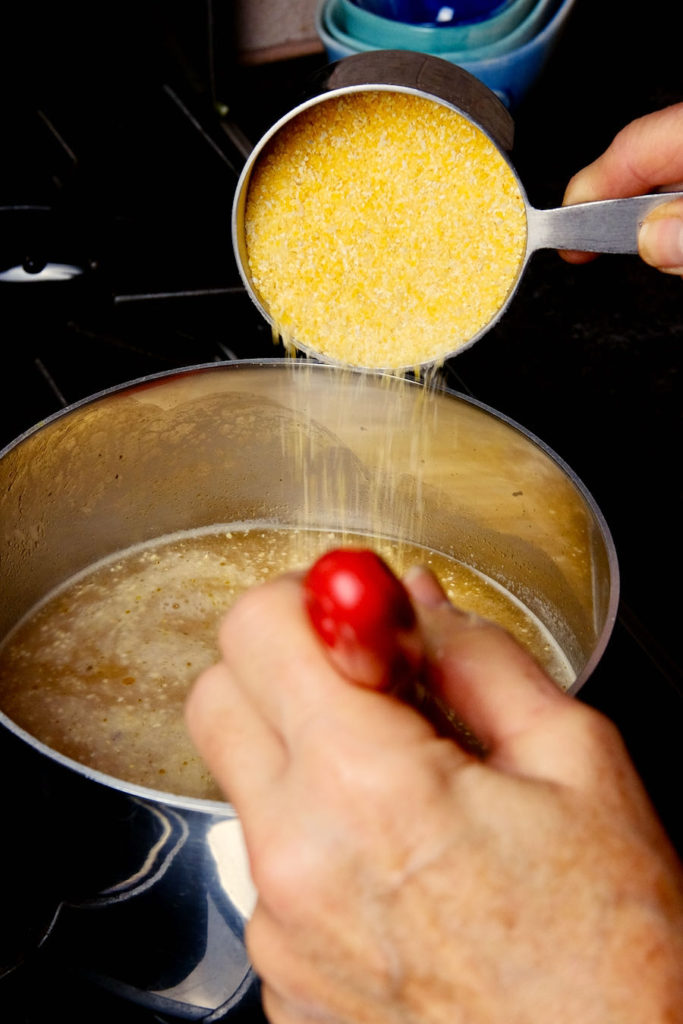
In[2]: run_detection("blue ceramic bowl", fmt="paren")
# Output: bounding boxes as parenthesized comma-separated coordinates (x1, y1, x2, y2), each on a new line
(350, 1, 516, 26)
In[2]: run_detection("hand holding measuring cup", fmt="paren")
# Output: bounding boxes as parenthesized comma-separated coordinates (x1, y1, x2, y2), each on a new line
(560, 101, 683, 277)
(232, 52, 682, 373)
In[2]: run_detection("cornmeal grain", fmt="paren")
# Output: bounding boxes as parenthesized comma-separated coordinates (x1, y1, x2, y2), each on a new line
(244, 90, 527, 371)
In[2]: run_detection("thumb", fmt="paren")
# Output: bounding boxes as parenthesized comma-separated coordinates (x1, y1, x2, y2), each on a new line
(639, 195, 683, 275)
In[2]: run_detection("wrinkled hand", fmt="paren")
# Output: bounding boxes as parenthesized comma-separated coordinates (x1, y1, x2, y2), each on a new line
(561, 102, 683, 277)
(186, 564, 683, 1024)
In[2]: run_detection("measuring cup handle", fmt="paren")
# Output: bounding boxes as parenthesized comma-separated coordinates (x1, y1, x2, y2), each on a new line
(527, 192, 683, 255)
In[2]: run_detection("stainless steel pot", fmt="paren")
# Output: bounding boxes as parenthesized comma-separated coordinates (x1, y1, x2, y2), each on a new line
(0, 359, 618, 1015)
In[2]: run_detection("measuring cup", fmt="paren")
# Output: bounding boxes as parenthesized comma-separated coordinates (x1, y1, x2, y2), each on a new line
(232, 51, 680, 372)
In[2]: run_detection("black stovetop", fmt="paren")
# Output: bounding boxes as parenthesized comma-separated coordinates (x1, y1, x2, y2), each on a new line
(1, 0, 681, 1019)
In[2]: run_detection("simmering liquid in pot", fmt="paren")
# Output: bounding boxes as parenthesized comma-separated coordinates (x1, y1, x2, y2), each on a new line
(0, 524, 573, 800)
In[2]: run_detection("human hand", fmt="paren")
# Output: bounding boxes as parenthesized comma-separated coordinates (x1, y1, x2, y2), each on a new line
(561, 102, 683, 276)
(186, 560, 683, 1024)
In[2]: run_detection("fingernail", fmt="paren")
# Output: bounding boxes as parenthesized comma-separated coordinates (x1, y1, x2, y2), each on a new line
(640, 216, 683, 273)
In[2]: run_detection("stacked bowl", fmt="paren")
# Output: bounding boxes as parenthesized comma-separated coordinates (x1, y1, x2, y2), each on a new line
(316, 0, 577, 107)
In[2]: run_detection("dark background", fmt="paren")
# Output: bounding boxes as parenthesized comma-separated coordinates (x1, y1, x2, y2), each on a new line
(0, 0, 681, 1019)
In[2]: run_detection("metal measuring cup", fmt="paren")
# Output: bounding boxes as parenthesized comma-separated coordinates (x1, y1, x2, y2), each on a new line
(232, 51, 679, 371)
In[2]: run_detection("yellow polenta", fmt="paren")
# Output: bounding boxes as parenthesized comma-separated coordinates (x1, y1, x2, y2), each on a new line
(244, 90, 527, 371)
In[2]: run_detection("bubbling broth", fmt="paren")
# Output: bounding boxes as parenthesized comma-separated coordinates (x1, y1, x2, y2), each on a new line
(0, 524, 573, 800)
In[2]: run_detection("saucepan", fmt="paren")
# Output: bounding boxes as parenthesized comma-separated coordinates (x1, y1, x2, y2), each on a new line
(0, 360, 618, 1014)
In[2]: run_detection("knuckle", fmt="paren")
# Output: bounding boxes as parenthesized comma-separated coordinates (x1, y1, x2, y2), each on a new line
(219, 580, 274, 639)
(249, 824, 331, 923)
(250, 845, 306, 919)
(568, 700, 622, 751)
